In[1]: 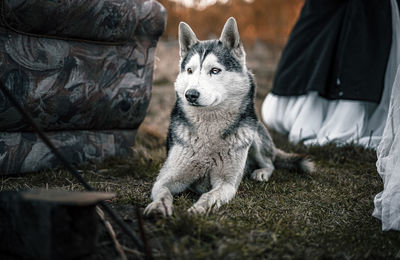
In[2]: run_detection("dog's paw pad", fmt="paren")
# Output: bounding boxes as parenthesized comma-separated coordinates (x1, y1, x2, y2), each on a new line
(144, 200, 173, 217)
(188, 205, 207, 215)
(251, 168, 272, 182)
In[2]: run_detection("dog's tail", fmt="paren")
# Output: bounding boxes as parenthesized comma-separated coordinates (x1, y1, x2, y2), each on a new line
(273, 149, 315, 174)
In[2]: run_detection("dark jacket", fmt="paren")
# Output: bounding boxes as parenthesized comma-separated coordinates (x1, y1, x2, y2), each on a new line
(272, 0, 392, 104)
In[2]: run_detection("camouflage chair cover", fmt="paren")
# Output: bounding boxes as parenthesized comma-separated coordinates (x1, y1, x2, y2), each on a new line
(0, 0, 166, 174)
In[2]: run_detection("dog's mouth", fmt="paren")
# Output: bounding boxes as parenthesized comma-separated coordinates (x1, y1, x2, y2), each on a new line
(188, 98, 221, 108)
(188, 102, 206, 107)
(210, 97, 221, 107)
(185, 96, 221, 108)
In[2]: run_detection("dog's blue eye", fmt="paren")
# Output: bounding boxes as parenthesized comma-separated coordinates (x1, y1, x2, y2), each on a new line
(187, 68, 193, 74)
(210, 68, 221, 75)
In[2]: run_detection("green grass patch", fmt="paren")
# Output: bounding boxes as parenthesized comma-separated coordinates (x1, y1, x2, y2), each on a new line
(1, 130, 399, 259)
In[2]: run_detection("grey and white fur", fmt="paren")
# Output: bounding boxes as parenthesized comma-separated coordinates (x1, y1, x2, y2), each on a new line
(144, 17, 314, 216)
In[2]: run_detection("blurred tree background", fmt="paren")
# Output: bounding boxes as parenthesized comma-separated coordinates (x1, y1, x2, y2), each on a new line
(158, 0, 304, 46)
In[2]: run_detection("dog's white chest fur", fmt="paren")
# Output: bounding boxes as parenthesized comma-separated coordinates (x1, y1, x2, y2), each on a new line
(172, 109, 254, 181)
(160, 108, 254, 195)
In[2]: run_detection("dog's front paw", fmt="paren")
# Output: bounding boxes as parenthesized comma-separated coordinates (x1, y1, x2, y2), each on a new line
(144, 200, 173, 217)
(188, 205, 207, 215)
(251, 168, 273, 182)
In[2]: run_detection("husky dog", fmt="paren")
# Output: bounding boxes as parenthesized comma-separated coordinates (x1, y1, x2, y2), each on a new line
(144, 17, 314, 216)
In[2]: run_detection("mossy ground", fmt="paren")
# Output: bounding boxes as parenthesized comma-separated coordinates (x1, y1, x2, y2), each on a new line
(2, 129, 399, 259)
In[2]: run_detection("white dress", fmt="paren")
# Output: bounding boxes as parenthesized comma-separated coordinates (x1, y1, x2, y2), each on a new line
(373, 0, 400, 231)
(262, 0, 400, 149)
(262, 0, 400, 231)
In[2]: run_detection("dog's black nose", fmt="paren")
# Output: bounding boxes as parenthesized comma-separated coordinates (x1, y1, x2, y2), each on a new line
(185, 89, 200, 103)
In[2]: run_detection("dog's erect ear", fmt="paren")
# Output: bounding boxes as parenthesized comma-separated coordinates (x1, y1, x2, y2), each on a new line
(220, 17, 241, 49)
(220, 17, 246, 64)
(179, 22, 199, 57)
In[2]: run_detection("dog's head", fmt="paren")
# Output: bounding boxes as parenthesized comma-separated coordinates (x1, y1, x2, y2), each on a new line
(174, 17, 250, 109)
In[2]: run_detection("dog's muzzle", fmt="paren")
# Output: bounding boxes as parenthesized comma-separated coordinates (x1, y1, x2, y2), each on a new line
(185, 89, 200, 104)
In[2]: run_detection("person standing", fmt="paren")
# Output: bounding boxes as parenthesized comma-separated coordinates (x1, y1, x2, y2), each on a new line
(262, 0, 393, 148)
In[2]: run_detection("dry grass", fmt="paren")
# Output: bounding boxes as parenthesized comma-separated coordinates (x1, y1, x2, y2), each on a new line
(1, 40, 399, 259)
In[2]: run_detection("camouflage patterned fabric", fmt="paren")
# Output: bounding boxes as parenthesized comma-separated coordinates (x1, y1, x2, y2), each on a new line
(0, 0, 166, 174)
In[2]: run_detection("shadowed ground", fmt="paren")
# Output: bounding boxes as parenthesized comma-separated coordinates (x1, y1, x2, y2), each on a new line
(1, 40, 399, 259)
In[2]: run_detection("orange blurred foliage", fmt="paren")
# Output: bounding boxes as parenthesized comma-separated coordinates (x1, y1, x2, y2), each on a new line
(158, 0, 304, 45)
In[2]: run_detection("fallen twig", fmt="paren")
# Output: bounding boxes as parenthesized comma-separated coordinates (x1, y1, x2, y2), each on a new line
(97, 206, 127, 260)
(136, 207, 153, 260)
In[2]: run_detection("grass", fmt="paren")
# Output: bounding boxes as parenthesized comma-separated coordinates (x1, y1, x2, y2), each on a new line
(1, 128, 399, 259)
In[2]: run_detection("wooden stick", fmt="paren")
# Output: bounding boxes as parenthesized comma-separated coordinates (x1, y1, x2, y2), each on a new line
(96, 207, 127, 260)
